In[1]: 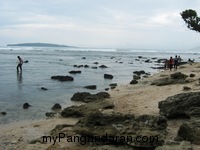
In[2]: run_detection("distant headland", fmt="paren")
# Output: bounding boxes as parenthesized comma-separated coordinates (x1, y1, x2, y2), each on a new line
(7, 42, 77, 48)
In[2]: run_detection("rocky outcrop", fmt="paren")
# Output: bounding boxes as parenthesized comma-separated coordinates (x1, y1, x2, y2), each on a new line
(176, 120, 200, 144)
(61, 100, 114, 118)
(71, 92, 110, 103)
(151, 72, 188, 86)
(158, 92, 200, 118)
(133, 70, 146, 75)
(73, 112, 167, 148)
(51, 75, 74, 81)
(104, 74, 113, 79)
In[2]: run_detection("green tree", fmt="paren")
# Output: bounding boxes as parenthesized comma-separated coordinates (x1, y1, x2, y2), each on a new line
(180, 9, 200, 32)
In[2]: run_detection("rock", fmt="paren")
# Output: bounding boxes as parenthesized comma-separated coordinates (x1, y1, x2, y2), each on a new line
(183, 86, 191, 91)
(91, 66, 98, 69)
(61, 100, 114, 118)
(93, 62, 99, 64)
(155, 140, 192, 150)
(51, 103, 62, 110)
(133, 70, 145, 75)
(84, 85, 97, 90)
(51, 75, 74, 81)
(109, 83, 117, 89)
(71, 92, 110, 103)
(133, 75, 141, 80)
(145, 59, 152, 63)
(104, 74, 113, 79)
(105, 88, 109, 91)
(73, 113, 167, 148)
(170, 72, 188, 80)
(82, 57, 86, 59)
(130, 79, 138, 84)
(41, 87, 48, 91)
(84, 65, 89, 68)
(189, 73, 195, 77)
(151, 72, 188, 86)
(23, 103, 31, 109)
(158, 92, 200, 118)
(68, 70, 81, 74)
(45, 112, 56, 117)
(71, 92, 92, 102)
(99, 65, 108, 68)
(74, 65, 83, 68)
(176, 120, 200, 144)
(0, 112, 7, 116)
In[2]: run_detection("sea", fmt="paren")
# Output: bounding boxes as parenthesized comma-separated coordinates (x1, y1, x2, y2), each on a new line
(0, 46, 199, 125)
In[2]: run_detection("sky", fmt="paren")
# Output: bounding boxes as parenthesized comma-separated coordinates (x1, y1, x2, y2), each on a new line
(1, 0, 200, 50)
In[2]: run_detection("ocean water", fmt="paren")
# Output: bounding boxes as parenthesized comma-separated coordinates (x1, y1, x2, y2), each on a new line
(0, 46, 199, 124)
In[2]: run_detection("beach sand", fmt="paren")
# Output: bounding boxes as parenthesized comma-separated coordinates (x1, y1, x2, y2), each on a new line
(1, 62, 200, 149)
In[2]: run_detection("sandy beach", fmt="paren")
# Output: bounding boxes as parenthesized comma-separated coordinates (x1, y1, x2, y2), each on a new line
(1, 62, 200, 150)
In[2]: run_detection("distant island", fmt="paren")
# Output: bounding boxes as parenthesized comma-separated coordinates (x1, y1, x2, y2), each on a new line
(7, 43, 77, 48)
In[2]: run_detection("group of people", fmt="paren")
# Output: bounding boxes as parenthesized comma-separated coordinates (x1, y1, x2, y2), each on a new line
(164, 55, 182, 71)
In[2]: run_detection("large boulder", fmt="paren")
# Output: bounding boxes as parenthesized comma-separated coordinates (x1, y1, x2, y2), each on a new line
(104, 74, 113, 79)
(51, 75, 74, 81)
(176, 120, 200, 144)
(71, 92, 110, 103)
(61, 100, 114, 118)
(73, 112, 167, 148)
(158, 92, 200, 118)
(151, 72, 188, 86)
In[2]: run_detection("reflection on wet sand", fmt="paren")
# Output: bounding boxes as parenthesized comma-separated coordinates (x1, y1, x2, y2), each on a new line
(17, 71, 23, 89)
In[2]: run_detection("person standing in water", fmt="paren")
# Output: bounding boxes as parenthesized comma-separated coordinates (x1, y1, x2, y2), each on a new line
(17, 56, 23, 72)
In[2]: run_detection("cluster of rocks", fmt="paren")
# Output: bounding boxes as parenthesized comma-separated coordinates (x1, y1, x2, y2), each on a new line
(130, 70, 150, 84)
(151, 72, 188, 86)
(158, 91, 200, 146)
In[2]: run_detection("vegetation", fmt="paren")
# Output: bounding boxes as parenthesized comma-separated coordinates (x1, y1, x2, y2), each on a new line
(180, 9, 200, 32)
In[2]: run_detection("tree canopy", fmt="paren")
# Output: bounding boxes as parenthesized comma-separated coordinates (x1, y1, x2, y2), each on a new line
(180, 9, 200, 32)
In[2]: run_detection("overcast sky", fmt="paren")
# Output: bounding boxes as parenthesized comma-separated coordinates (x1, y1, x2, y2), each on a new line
(1, 0, 200, 50)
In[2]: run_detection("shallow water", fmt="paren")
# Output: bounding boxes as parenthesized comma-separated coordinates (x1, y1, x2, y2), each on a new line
(0, 46, 199, 124)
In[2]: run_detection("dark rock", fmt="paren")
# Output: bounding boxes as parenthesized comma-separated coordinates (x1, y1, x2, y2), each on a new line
(23, 103, 31, 109)
(99, 65, 108, 68)
(151, 72, 188, 86)
(133, 70, 146, 75)
(104, 74, 113, 79)
(0, 112, 7, 116)
(91, 66, 98, 69)
(183, 86, 191, 91)
(84, 85, 97, 90)
(158, 92, 200, 118)
(138, 56, 143, 59)
(109, 83, 117, 87)
(71, 92, 92, 102)
(51, 75, 74, 81)
(82, 57, 86, 59)
(45, 112, 56, 117)
(170, 72, 188, 80)
(74, 65, 83, 68)
(41, 87, 48, 91)
(84, 65, 89, 68)
(176, 120, 200, 144)
(61, 100, 114, 118)
(133, 75, 141, 80)
(190, 74, 195, 77)
(71, 92, 110, 103)
(51, 103, 62, 110)
(130, 79, 138, 84)
(68, 70, 81, 74)
(105, 88, 109, 91)
(93, 62, 98, 64)
(145, 59, 152, 63)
